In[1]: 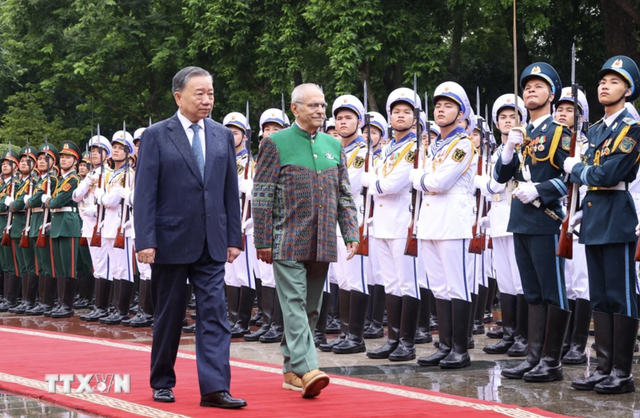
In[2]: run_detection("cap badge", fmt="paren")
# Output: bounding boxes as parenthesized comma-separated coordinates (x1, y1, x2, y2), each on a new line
(612, 59, 624, 69)
(531, 66, 541, 75)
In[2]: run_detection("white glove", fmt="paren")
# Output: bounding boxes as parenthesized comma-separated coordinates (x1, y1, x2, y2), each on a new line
(636, 222, 640, 236)
(409, 169, 423, 184)
(87, 172, 99, 186)
(41, 194, 51, 204)
(479, 216, 490, 230)
(473, 175, 489, 190)
(361, 172, 376, 189)
(42, 222, 51, 232)
(239, 178, 253, 196)
(23, 195, 31, 206)
(502, 129, 524, 164)
(563, 156, 580, 174)
(94, 188, 105, 202)
(514, 183, 540, 204)
(570, 210, 583, 227)
(4, 196, 14, 206)
(119, 187, 131, 201)
(84, 206, 97, 219)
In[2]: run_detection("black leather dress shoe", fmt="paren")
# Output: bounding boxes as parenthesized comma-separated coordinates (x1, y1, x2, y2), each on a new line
(200, 391, 247, 409)
(153, 388, 175, 403)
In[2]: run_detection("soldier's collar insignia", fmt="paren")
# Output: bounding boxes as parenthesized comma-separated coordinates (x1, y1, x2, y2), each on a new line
(541, 124, 547, 131)
(612, 122, 618, 130)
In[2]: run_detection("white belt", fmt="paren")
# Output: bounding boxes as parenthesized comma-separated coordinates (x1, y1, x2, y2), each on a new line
(51, 207, 76, 213)
(424, 186, 467, 196)
(31, 208, 43, 213)
(587, 182, 627, 191)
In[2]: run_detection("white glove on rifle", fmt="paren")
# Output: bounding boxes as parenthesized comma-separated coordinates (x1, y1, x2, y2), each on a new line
(23, 195, 32, 206)
(479, 216, 490, 231)
(361, 172, 377, 189)
(409, 168, 423, 184)
(94, 188, 105, 203)
(501, 129, 524, 165)
(119, 187, 131, 201)
(514, 182, 540, 204)
(563, 156, 580, 174)
(4, 196, 14, 207)
(473, 175, 490, 191)
(636, 222, 640, 236)
(239, 179, 253, 198)
(41, 194, 51, 204)
(570, 210, 583, 228)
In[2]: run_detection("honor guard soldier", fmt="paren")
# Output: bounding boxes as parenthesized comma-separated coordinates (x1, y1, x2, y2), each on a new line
(362, 87, 421, 362)
(74, 135, 113, 321)
(73, 151, 95, 310)
(567, 56, 640, 394)
(222, 111, 257, 339)
(495, 62, 572, 382)
(6, 146, 39, 314)
(0, 150, 20, 311)
(554, 87, 592, 365)
(96, 131, 136, 325)
(319, 95, 369, 355)
(41, 141, 82, 318)
(24, 144, 59, 316)
(478, 94, 528, 356)
(133, 127, 145, 157)
(244, 108, 289, 343)
(324, 118, 339, 139)
(410, 82, 476, 369)
(361, 111, 388, 340)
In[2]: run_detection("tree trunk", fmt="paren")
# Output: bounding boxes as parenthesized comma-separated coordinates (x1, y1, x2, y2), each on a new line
(449, 3, 464, 81)
(601, 0, 640, 63)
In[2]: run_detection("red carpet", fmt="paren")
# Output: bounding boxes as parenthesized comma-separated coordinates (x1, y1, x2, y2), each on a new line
(0, 325, 572, 418)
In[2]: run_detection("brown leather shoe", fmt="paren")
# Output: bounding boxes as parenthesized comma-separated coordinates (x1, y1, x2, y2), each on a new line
(200, 391, 247, 409)
(301, 369, 330, 399)
(283, 372, 302, 392)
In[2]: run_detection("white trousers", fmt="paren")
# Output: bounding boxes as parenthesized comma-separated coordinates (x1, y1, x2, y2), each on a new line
(377, 238, 419, 298)
(224, 236, 254, 288)
(103, 237, 135, 282)
(468, 247, 493, 294)
(492, 235, 523, 296)
(88, 242, 110, 279)
(333, 239, 368, 293)
(416, 245, 428, 289)
(133, 240, 151, 281)
(366, 237, 384, 286)
(565, 240, 589, 300)
(421, 239, 470, 301)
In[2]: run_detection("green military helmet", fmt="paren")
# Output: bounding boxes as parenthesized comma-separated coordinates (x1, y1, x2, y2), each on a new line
(1, 149, 20, 167)
(38, 143, 59, 164)
(19, 146, 38, 165)
(59, 140, 82, 161)
(81, 151, 91, 165)
(599, 55, 640, 102)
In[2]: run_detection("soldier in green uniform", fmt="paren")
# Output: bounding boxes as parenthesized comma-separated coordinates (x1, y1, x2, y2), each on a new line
(6, 146, 38, 313)
(24, 144, 59, 316)
(0, 150, 20, 310)
(74, 151, 95, 309)
(41, 141, 82, 318)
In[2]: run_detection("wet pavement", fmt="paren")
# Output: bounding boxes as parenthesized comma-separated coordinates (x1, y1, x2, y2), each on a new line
(2, 310, 640, 417)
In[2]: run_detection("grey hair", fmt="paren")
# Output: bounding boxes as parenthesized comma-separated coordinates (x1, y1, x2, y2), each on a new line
(172, 66, 212, 94)
(291, 83, 323, 104)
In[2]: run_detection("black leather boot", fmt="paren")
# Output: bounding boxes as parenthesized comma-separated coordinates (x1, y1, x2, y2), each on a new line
(14, 273, 38, 314)
(367, 294, 402, 359)
(0, 273, 19, 312)
(100, 280, 122, 323)
(502, 303, 546, 379)
(326, 283, 341, 334)
(507, 293, 529, 357)
(245, 285, 275, 341)
(102, 280, 133, 324)
(128, 280, 154, 327)
(312, 291, 331, 347)
(467, 292, 478, 348)
(9, 274, 29, 313)
(562, 299, 576, 356)
(474, 285, 489, 335)
(572, 310, 613, 391)
(484, 293, 516, 354)
(415, 288, 433, 344)
(364, 284, 385, 339)
(82, 278, 111, 321)
(365, 284, 374, 329)
(390, 295, 420, 361)
(226, 285, 241, 327)
(562, 298, 591, 364)
(440, 298, 472, 369)
(418, 298, 452, 366)
(594, 313, 638, 394)
(230, 286, 257, 338)
(26, 275, 46, 315)
(250, 278, 263, 326)
(319, 289, 350, 352)
(334, 290, 369, 354)
(485, 276, 497, 323)
(52, 277, 78, 318)
(523, 304, 571, 382)
(260, 289, 284, 343)
(42, 275, 59, 317)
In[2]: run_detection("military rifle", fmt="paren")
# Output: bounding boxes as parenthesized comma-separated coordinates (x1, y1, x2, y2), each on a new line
(115, 121, 129, 249)
(357, 81, 372, 256)
(469, 88, 486, 254)
(36, 137, 51, 248)
(1, 141, 15, 246)
(404, 74, 421, 257)
(240, 101, 253, 251)
(20, 138, 33, 248)
(90, 124, 105, 248)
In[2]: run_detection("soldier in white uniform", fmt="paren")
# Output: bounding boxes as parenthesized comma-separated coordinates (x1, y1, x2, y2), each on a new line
(96, 131, 136, 325)
(75, 135, 113, 322)
(222, 112, 256, 338)
(478, 94, 528, 356)
(320, 95, 369, 355)
(554, 87, 592, 364)
(362, 88, 421, 362)
(244, 108, 290, 344)
(411, 82, 476, 369)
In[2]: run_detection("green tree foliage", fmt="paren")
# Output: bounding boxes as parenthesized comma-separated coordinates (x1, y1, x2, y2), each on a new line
(0, 0, 636, 148)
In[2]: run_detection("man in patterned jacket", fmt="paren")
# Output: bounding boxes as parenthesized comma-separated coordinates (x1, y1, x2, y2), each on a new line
(253, 83, 359, 399)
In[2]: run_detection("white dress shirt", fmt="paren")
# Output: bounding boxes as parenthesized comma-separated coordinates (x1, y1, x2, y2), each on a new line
(177, 111, 206, 162)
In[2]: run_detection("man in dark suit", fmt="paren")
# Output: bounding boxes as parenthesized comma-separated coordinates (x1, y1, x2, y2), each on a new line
(134, 66, 247, 409)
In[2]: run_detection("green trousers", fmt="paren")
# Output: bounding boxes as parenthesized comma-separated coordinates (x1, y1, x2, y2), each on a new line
(77, 243, 93, 275)
(52, 237, 79, 278)
(273, 260, 329, 377)
(13, 238, 35, 275)
(0, 242, 18, 275)
(32, 237, 54, 277)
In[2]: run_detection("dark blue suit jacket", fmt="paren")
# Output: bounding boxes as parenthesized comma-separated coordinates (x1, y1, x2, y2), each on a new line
(134, 113, 242, 264)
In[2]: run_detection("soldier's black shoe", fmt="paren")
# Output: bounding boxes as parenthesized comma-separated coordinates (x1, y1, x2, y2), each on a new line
(418, 299, 452, 366)
(486, 327, 504, 339)
(183, 323, 196, 333)
(572, 311, 613, 391)
(130, 313, 154, 328)
(594, 313, 638, 394)
(502, 304, 546, 380)
(313, 330, 327, 347)
(389, 295, 420, 362)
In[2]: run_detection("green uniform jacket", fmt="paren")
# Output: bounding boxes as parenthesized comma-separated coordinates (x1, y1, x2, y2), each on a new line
(9, 178, 33, 239)
(0, 181, 11, 231)
(47, 171, 81, 239)
(27, 175, 59, 238)
(253, 123, 359, 262)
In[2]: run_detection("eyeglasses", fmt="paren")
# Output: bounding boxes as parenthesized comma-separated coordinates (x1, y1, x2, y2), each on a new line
(294, 102, 328, 110)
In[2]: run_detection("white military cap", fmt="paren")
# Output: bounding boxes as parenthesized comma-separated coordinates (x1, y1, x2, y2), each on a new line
(386, 87, 422, 116)
(223, 112, 249, 132)
(555, 87, 589, 122)
(491, 94, 528, 126)
(433, 81, 471, 121)
(259, 108, 290, 129)
(332, 95, 365, 128)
